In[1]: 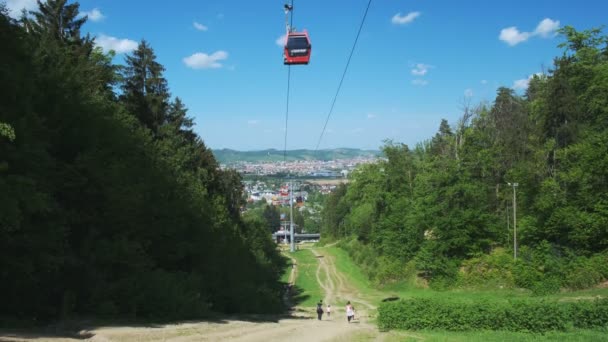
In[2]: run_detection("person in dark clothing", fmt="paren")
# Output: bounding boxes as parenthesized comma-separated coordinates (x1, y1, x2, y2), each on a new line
(316, 299, 324, 320)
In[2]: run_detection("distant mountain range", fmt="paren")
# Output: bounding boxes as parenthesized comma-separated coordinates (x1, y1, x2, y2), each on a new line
(212, 148, 381, 164)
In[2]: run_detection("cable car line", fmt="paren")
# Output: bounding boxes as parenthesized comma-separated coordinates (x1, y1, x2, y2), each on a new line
(283, 65, 291, 162)
(314, 0, 373, 151)
(282, 0, 294, 163)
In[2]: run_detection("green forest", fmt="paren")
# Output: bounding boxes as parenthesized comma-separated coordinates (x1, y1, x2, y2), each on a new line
(0, 1, 285, 321)
(3, 0, 608, 333)
(322, 26, 608, 293)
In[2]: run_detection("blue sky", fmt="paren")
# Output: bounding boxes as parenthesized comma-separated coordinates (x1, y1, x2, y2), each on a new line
(6, 0, 608, 151)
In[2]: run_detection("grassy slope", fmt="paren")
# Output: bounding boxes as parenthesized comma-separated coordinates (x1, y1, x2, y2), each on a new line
(320, 245, 608, 341)
(325, 246, 384, 303)
(289, 248, 325, 307)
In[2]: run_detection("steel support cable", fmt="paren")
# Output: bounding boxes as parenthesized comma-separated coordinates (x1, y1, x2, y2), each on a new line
(314, 0, 373, 151)
(283, 65, 291, 162)
(283, 0, 294, 163)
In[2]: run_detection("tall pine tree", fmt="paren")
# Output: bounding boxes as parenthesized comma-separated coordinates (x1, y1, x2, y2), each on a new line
(121, 40, 170, 135)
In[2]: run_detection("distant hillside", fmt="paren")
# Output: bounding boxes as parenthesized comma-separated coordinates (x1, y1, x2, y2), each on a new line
(213, 148, 381, 164)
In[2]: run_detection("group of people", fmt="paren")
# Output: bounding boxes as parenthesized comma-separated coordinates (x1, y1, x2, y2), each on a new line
(316, 300, 356, 323)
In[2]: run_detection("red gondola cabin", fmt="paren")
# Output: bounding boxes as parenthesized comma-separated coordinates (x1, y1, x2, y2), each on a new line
(284, 31, 311, 65)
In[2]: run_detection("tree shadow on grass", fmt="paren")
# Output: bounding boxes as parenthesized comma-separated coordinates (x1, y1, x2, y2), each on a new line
(288, 284, 311, 308)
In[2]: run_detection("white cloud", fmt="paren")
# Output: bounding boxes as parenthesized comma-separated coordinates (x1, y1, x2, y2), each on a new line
(193, 22, 208, 31)
(83, 8, 104, 22)
(513, 73, 542, 91)
(481, 80, 488, 85)
(247, 120, 259, 125)
(367, 113, 377, 119)
(392, 11, 421, 25)
(513, 78, 530, 90)
(6, 0, 37, 18)
(183, 51, 228, 69)
(464, 89, 474, 97)
(499, 27, 531, 46)
(411, 63, 431, 76)
(275, 34, 286, 47)
(412, 79, 429, 86)
(500, 18, 560, 46)
(95, 34, 138, 54)
(534, 18, 560, 37)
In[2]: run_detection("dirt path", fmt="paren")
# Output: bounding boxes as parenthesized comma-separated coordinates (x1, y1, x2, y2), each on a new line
(311, 249, 376, 323)
(1, 246, 384, 342)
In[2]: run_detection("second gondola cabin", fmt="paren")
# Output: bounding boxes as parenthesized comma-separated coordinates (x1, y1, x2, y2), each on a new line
(284, 31, 311, 65)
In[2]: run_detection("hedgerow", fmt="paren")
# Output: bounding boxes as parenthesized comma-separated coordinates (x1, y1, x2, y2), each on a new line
(378, 297, 608, 333)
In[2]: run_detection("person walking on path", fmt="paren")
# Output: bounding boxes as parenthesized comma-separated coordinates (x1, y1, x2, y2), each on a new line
(316, 300, 324, 320)
(346, 301, 354, 323)
(326, 304, 331, 318)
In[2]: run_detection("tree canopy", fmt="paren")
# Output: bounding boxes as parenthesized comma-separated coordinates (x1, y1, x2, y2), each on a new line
(322, 26, 608, 288)
(0, 2, 285, 321)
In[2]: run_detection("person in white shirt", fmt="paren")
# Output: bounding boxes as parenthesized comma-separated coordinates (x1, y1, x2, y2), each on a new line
(346, 301, 354, 323)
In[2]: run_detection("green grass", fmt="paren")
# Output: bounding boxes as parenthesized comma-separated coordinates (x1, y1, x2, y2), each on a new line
(380, 329, 608, 342)
(551, 287, 608, 300)
(324, 243, 608, 303)
(289, 248, 325, 307)
(280, 256, 292, 284)
(322, 246, 389, 312)
(320, 243, 608, 338)
(325, 246, 375, 294)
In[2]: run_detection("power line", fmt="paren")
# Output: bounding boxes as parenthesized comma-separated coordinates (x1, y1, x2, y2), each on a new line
(314, 0, 373, 151)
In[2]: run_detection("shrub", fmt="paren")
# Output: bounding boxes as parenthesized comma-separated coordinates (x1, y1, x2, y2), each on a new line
(589, 252, 608, 280)
(338, 238, 380, 282)
(374, 256, 404, 286)
(458, 248, 515, 289)
(564, 258, 603, 290)
(378, 297, 608, 333)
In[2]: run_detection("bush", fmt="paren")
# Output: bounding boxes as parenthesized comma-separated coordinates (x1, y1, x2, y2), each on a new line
(588, 252, 608, 282)
(564, 259, 603, 290)
(374, 256, 404, 285)
(378, 297, 608, 333)
(338, 238, 380, 282)
(458, 248, 515, 289)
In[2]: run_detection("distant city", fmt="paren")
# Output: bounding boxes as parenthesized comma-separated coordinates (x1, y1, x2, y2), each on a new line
(215, 148, 383, 177)
(223, 156, 380, 177)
